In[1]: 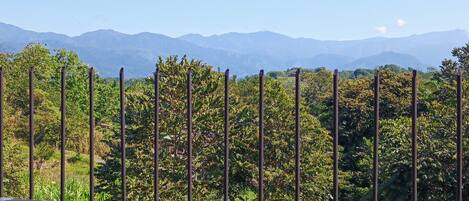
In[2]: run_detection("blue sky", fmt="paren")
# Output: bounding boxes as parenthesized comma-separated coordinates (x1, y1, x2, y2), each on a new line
(1, 0, 469, 40)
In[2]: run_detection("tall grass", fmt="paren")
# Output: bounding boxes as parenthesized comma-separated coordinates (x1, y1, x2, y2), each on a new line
(35, 177, 110, 201)
(3, 146, 110, 200)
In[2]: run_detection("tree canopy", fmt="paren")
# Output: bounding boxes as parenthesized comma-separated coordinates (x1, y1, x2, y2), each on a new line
(0, 43, 467, 200)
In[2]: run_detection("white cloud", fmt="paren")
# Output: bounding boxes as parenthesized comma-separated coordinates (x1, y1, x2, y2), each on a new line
(397, 19, 406, 27)
(375, 26, 388, 34)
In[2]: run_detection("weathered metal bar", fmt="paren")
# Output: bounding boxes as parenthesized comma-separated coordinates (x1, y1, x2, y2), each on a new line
(373, 70, 380, 201)
(29, 67, 34, 200)
(258, 70, 264, 201)
(224, 69, 230, 201)
(154, 68, 160, 201)
(60, 67, 66, 201)
(89, 68, 95, 201)
(456, 68, 463, 201)
(187, 69, 193, 201)
(333, 69, 339, 201)
(0, 67, 3, 197)
(295, 69, 301, 201)
(411, 70, 417, 201)
(120, 68, 127, 201)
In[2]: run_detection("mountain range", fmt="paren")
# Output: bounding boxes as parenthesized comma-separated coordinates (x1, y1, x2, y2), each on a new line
(1, 22, 468, 77)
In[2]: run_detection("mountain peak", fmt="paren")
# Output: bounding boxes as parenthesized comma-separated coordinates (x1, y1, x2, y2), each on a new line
(180, 33, 204, 38)
(1, 21, 468, 77)
(0, 22, 20, 30)
(77, 29, 128, 38)
(215, 31, 292, 39)
(406, 29, 469, 41)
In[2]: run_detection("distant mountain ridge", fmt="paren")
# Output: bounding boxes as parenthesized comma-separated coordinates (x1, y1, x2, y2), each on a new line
(0, 22, 468, 77)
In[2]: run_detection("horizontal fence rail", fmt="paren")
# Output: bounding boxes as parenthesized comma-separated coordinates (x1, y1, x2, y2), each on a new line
(0, 67, 464, 200)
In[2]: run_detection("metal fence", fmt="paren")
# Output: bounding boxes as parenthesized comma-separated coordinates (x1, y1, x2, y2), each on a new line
(0, 67, 464, 201)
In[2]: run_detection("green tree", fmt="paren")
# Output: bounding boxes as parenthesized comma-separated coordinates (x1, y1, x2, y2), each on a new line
(96, 56, 224, 200)
(0, 44, 118, 198)
(231, 75, 333, 200)
(327, 67, 413, 200)
(96, 56, 334, 200)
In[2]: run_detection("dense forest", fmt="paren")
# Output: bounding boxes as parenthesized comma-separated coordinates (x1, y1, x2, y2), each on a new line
(0, 43, 468, 200)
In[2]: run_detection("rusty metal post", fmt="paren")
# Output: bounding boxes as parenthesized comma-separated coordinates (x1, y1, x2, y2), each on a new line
(154, 68, 160, 201)
(258, 70, 264, 201)
(295, 69, 301, 201)
(456, 68, 463, 201)
(333, 69, 339, 201)
(60, 67, 66, 201)
(411, 70, 417, 201)
(0, 67, 3, 197)
(224, 69, 230, 201)
(187, 69, 193, 201)
(29, 67, 34, 200)
(373, 70, 380, 201)
(120, 68, 127, 201)
(89, 68, 95, 201)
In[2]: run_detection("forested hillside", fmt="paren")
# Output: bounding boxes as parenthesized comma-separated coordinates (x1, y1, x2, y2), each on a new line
(2, 22, 469, 77)
(0, 44, 468, 200)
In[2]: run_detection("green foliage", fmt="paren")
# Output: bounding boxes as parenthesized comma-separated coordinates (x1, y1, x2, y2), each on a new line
(0, 44, 117, 199)
(300, 68, 333, 123)
(35, 143, 55, 161)
(2, 42, 469, 200)
(379, 113, 469, 200)
(35, 177, 109, 201)
(96, 57, 333, 200)
(97, 56, 225, 200)
(232, 75, 333, 200)
(3, 139, 28, 197)
(1, 44, 116, 155)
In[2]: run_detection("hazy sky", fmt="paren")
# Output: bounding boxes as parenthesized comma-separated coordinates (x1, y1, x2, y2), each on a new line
(1, 0, 469, 40)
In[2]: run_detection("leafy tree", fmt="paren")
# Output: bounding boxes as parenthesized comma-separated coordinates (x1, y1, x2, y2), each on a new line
(378, 115, 468, 201)
(96, 57, 334, 200)
(327, 67, 414, 200)
(0, 44, 118, 198)
(96, 56, 224, 200)
(300, 68, 333, 125)
(231, 75, 332, 200)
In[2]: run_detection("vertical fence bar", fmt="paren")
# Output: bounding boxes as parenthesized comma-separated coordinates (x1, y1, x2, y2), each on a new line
(224, 69, 230, 201)
(373, 70, 380, 201)
(295, 69, 301, 201)
(29, 67, 34, 200)
(0, 67, 3, 197)
(60, 67, 66, 201)
(120, 68, 127, 201)
(258, 70, 264, 201)
(89, 68, 95, 201)
(333, 69, 339, 201)
(187, 69, 193, 201)
(411, 70, 417, 201)
(154, 68, 160, 201)
(456, 68, 463, 201)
